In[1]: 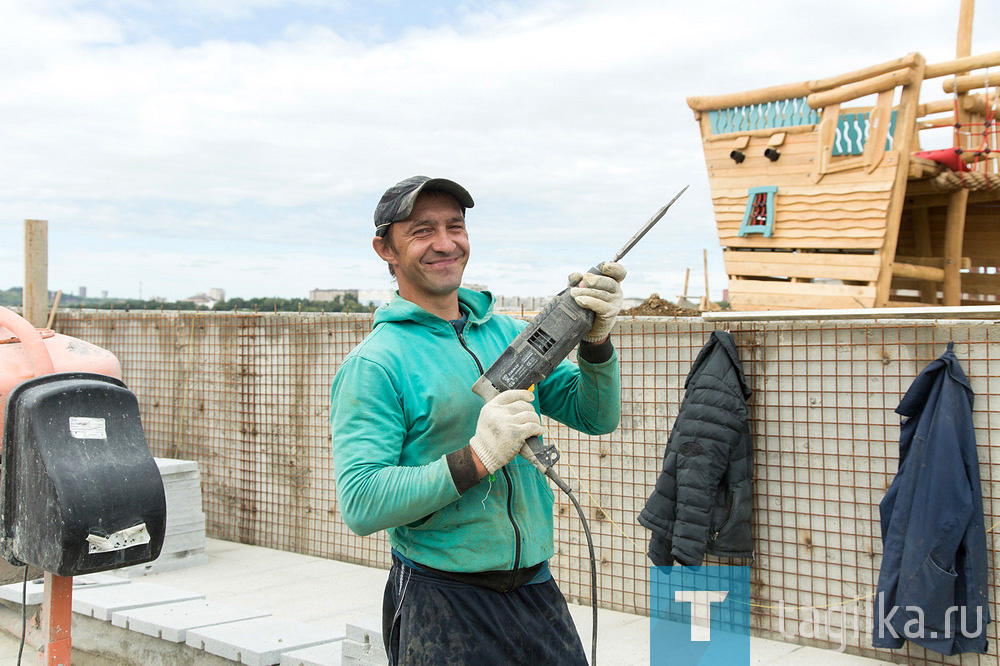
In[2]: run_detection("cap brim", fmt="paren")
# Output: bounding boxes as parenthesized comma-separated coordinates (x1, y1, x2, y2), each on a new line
(391, 179, 474, 225)
(416, 178, 475, 210)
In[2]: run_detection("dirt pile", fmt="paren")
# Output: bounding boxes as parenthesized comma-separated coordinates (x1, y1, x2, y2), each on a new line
(622, 294, 701, 317)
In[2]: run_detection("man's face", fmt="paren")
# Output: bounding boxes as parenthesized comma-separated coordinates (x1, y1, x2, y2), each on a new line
(375, 191, 470, 303)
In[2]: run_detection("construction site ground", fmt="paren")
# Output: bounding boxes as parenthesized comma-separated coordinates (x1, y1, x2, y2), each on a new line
(0, 538, 896, 666)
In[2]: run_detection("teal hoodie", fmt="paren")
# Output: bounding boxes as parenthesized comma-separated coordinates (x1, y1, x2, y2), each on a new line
(330, 287, 620, 573)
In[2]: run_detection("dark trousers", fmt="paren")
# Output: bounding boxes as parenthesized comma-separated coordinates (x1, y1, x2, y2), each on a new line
(383, 557, 588, 665)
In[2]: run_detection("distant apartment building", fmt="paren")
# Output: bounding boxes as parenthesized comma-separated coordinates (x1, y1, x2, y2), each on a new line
(494, 295, 552, 314)
(184, 288, 225, 309)
(310, 288, 397, 306)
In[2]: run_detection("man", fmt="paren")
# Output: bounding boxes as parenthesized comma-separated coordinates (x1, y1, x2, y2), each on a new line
(330, 175, 626, 665)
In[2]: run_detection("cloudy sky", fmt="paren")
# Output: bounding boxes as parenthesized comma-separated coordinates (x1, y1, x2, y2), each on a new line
(2, 0, 998, 303)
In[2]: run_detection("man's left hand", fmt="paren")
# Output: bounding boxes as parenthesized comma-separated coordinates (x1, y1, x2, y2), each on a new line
(569, 261, 627, 343)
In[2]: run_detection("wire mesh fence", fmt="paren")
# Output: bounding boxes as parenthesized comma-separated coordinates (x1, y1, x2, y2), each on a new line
(54, 309, 1000, 664)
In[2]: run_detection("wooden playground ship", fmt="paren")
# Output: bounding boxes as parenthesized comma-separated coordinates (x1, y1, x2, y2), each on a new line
(688, 3, 999, 310)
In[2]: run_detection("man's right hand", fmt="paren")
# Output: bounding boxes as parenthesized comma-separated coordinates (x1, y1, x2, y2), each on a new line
(469, 390, 545, 474)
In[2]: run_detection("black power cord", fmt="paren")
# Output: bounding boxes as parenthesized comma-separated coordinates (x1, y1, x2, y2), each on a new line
(546, 468, 597, 666)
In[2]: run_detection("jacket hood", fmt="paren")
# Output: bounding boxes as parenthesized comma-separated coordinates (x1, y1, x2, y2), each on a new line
(896, 342, 973, 417)
(684, 330, 752, 399)
(373, 287, 495, 329)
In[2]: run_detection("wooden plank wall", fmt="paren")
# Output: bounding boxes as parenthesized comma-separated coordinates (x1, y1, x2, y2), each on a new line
(705, 129, 900, 309)
(893, 198, 1000, 304)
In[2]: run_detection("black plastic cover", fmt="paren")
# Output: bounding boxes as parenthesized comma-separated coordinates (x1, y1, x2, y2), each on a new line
(1, 372, 166, 576)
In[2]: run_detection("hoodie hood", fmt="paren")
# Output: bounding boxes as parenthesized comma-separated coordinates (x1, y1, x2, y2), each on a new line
(374, 287, 495, 329)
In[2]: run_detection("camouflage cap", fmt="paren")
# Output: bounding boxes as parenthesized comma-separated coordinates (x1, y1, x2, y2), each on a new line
(373, 176, 474, 237)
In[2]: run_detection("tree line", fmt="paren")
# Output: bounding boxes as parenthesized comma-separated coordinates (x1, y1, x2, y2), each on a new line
(0, 288, 372, 313)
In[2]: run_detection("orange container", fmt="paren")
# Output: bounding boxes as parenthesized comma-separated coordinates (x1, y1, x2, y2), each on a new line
(0, 306, 121, 435)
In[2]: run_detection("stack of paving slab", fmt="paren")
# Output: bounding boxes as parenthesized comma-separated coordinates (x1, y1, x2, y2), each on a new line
(118, 457, 208, 576)
(337, 619, 387, 666)
(0, 574, 348, 665)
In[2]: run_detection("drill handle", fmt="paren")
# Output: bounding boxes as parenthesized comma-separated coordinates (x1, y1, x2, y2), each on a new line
(473, 378, 558, 473)
(522, 435, 560, 474)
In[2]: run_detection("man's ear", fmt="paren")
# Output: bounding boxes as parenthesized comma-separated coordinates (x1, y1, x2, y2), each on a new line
(372, 236, 395, 264)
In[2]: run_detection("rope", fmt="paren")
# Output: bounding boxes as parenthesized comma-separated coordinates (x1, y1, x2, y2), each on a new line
(945, 69, 997, 179)
(736, 591, 874, 612)
(932, 169, 1000, 190)
(579, 487, 641, 550)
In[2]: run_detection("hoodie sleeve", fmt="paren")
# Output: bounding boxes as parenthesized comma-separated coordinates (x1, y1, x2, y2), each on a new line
(536, 347, 621, 437)
(669, 372, 746, 566)
(330, 355, 461, 536)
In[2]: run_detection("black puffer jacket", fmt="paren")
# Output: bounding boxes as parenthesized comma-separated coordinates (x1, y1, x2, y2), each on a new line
(638, 330, 753, 566)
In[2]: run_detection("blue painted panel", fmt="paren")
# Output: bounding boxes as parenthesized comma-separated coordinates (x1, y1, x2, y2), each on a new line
(832, 110, 898, 156)
(707, 97, 819, 135)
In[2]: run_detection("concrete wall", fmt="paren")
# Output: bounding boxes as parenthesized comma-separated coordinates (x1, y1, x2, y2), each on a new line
(54, 310, 1000, 664)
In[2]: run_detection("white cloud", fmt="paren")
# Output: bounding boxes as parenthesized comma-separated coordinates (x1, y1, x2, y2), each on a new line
(1, 0, 998, 300)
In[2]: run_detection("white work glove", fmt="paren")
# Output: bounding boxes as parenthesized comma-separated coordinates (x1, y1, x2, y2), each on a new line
(568, 261, 627, 343)
(469, 390, 546, 474)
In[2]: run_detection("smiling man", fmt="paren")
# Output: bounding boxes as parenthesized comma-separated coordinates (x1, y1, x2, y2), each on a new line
(330, 175, 626, 665)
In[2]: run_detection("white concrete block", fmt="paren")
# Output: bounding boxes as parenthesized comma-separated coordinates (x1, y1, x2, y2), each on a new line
(164, 511, 207, 529)
(164, 499, 202, 514)
(159, 531, 207, 552)
(111, 598, 271, 642)
(163, 485, 201, 498)
(344, 617, 382, 645)
(185, 616, 345, 666)
(342, 638, 388, 664)
(155, 458, 200, 475)
(165, 513, 206, 528)
(112, 551, 209, 578)
(165, 493, 203, 508)
(279, 641, 343, 666)
(165, 495, 201, 509)
(161, 475, 201, 488)
(72, 582, 204, 620)
(0, 573, 129, 606)
(161, 481, 200, 493)
(160, 466, 200, 478)
(163, 526, 208, 542)
(163, 528, 206, 550)
(164, 505, 205, 518)
(163, 531, 207, 548)
(162, 471, 201, 483)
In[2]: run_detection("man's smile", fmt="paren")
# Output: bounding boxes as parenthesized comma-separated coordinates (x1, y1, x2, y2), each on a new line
(424, 255, 462, 267)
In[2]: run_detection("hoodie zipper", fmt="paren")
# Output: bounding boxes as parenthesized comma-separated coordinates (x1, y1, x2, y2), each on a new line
(452, 323, 523, 584)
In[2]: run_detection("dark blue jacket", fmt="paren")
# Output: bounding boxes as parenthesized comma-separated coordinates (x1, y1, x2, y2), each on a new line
(873, 342, 990, 655)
